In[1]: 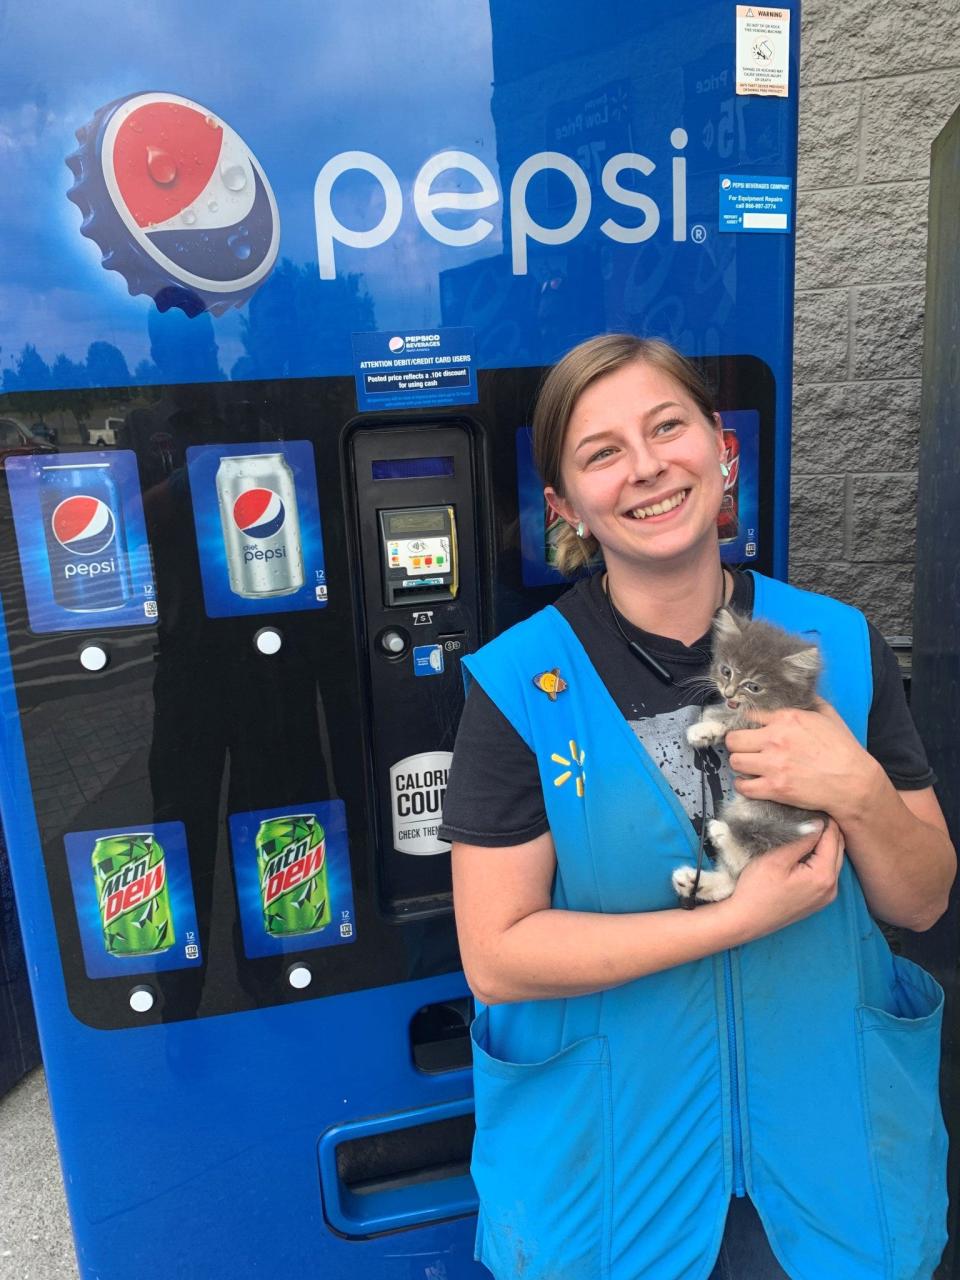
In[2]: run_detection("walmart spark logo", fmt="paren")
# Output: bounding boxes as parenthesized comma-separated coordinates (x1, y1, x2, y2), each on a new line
(552, 741, 586, 798)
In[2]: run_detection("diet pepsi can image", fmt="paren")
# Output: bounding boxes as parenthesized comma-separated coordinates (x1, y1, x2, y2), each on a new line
(256, 814, 330, 937)
(91, 833, 175, 957)
(215, 454, 305, 597)
(39, 463, 131, 611)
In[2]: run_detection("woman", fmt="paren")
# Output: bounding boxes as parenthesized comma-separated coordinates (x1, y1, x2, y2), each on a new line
(441, 335, 954, 1280)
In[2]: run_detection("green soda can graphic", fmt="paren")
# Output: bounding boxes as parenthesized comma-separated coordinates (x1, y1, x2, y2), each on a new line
(256, 814, 330, 936)
(91, 833, 175, 956)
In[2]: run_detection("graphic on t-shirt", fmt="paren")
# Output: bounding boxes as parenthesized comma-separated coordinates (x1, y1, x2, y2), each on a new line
(627, 705, 735, 828)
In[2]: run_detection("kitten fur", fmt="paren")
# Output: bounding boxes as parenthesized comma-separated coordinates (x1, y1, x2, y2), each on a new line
(672, 608, 825, 904)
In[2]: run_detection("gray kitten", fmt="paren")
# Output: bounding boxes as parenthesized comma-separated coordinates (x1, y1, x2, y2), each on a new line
(672, 609, 825, 904)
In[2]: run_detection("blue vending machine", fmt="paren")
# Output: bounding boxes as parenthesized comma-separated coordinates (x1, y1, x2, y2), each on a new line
(0, 3, 799, 1276)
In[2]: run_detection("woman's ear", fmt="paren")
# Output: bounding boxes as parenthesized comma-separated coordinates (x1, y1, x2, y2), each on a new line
(544, 486, 580, 532)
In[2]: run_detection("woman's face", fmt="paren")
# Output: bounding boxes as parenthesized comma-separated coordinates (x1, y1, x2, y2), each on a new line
(545, 359, 725, 574)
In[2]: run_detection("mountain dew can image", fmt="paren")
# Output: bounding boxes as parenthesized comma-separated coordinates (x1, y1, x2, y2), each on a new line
(91, 833, 175, 956)
(256, 814, 330, 936)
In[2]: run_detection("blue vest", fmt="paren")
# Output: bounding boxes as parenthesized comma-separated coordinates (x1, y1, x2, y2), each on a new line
(462, 574, 947, 1280)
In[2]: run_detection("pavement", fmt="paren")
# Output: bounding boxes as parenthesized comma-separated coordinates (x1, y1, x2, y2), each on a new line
(0, 1069, 78, 1280)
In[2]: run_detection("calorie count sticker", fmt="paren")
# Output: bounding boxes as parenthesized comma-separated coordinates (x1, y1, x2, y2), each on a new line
(389, 751, 452, 855)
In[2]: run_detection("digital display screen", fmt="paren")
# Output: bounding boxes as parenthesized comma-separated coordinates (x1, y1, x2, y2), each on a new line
(386, 510, 447, 534)
(372, 456, 454, 480)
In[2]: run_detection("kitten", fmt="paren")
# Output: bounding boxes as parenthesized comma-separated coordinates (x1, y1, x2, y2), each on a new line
(672, 608, 825, 904)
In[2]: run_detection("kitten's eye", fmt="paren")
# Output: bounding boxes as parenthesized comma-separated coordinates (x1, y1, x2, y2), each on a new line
(742, 681, 763, 695)
(719, 664, 732, 679)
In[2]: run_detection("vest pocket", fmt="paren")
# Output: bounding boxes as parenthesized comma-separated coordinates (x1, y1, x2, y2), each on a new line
(470, 1009, 613, 1280)
(857, 956, 948, 1277)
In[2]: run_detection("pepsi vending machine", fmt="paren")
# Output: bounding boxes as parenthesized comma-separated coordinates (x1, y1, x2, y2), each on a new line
(0, 3, 799, 1276)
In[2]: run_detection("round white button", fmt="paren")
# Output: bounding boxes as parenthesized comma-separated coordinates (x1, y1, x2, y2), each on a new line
(80, 645, 108, 672)
(254, 628, 282, 656)
(288, 965, 312, 990)
(129, 987, 155, 1013)
(382, 631, 405, 654)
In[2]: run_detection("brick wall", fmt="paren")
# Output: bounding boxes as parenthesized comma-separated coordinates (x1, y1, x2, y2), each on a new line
(789, 0, 960, 634)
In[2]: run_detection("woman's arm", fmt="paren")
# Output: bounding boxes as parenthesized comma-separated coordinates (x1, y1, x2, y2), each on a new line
(726, 701, 955, 931)
(453, 821, 845, 1005)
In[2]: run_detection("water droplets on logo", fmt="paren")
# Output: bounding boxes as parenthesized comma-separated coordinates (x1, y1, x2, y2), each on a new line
(66, 91, 280, 316)
(52, 496, 116, 555)
(233, 488, 285, 539)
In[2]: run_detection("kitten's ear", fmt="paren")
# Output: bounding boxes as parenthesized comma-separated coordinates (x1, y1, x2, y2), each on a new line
(713, 608, 742, 640)
(784, 646, 821, 674)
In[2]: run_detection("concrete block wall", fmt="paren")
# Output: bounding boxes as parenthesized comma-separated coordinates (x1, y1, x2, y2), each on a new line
(790, 0, 960, 635)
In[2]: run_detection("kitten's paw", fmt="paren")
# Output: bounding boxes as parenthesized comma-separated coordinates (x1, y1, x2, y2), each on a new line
(796, 820, 821, 836)
(707, 818, 731, 843)
(687, 721, 723, 748)
(672, 865, 734, 903)
(672, 865, 700, 899)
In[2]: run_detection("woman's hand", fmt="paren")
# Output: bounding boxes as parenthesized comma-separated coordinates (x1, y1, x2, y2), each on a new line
(725, 819, 845, 941)
(725, 698, 876, 823)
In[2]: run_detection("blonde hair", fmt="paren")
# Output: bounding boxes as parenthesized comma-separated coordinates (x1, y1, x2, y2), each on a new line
(532, 334, 718, 575)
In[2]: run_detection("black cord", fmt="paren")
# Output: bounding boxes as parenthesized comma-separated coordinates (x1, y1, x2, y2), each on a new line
(603, 581, 674, 685)
(678, 754, 711, 910)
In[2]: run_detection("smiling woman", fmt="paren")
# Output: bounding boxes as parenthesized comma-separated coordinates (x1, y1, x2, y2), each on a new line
(442, 333, 954, 1280)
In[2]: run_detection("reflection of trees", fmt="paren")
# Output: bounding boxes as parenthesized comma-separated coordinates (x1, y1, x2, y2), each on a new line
(2, 341, 135, 438)
(0, 260, 375, 404)
(231, 258, 374, 380)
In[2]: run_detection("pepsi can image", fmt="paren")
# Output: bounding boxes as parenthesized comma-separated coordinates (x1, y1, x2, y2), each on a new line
(215, 454, 305, 597)
(39, 463, 131, 612)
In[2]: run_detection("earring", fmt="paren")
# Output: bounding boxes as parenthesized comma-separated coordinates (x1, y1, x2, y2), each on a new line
(575, 520, 585, 539)
(720, 461, 730, 478)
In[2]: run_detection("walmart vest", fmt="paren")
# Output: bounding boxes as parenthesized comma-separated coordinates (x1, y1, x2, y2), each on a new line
(462, 573, 947, 1280)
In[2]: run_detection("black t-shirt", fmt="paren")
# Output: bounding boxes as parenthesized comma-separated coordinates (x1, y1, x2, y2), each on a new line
(439, 570, 934, 847)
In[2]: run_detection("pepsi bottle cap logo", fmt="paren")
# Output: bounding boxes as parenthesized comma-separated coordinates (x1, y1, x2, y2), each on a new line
(52, 495, 116, 555)
(233, 488, 285, 539)
(67, 91, 280, 315)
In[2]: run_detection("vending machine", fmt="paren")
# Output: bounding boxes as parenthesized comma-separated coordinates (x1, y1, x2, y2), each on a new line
(0, 2, 800, 1276)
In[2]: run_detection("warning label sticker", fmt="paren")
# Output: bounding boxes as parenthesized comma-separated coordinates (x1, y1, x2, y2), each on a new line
(735, 6, 790, 97)
(389, 751, 453, 856)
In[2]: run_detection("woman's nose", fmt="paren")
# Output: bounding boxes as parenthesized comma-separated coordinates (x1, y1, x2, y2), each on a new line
(627, 440, 666, 485)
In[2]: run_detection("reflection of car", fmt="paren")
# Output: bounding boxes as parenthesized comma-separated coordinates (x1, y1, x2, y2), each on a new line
(29, 421, 58, 444)
(0, 419, 58, 460)
(91, 417, 121, 447)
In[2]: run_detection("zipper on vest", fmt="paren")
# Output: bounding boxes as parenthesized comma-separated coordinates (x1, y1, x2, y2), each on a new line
(723, 951, 746, 1197)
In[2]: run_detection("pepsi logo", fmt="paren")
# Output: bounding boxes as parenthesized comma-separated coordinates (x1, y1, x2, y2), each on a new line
(233, 488, 285, 539)
(52, 496, 116, 555)
(67, 92, 280, 315)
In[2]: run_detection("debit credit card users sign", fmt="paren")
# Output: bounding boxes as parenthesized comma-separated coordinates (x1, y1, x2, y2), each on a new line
(353, 328, 477, 412)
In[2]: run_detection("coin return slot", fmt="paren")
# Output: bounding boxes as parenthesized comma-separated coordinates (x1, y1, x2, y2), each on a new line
(410, 998, 473, 1073)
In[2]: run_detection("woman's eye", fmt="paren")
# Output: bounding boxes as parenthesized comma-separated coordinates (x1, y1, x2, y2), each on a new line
(587, 446, 616, 464)
(743, 682, 763, 695)
(654, 418, 682, 436)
